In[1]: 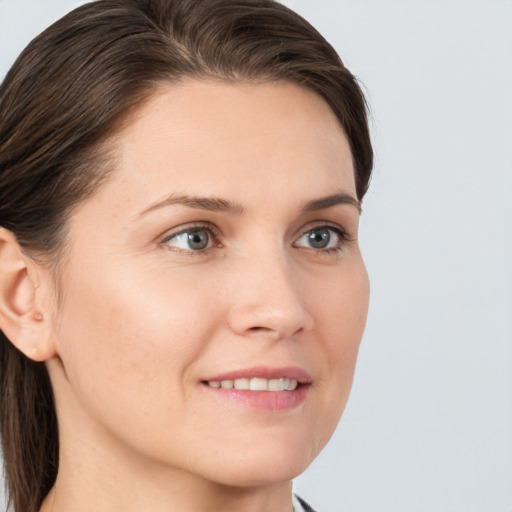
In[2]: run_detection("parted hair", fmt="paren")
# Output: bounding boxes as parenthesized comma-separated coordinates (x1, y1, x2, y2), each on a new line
(0, 1, 373, 511)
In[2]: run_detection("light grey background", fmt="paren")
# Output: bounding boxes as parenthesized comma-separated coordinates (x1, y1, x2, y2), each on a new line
(1, 1, 511, 511)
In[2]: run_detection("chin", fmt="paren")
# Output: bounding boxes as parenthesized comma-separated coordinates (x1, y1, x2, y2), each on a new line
(210, 459, 310, 488)
(196, 435, 323, 488)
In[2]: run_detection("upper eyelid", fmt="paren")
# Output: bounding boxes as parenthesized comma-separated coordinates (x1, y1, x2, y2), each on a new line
(160, 222, 222, 242)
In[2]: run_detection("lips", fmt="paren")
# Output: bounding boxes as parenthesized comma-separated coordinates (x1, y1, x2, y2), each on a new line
(201, 366, 311, 411)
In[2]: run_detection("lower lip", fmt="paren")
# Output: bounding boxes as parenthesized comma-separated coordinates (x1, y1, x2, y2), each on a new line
(202, 384, 310, 411)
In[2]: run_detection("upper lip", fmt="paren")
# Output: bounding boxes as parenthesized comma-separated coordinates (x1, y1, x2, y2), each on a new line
(202, 366, 312, 384)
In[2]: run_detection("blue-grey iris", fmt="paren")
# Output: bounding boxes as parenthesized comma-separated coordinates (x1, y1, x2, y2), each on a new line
(308, 229, 330, 249)
(187, 229, 209, 250)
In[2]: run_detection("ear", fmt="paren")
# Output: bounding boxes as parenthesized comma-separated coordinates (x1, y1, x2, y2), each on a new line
(0, 227, 56, 361)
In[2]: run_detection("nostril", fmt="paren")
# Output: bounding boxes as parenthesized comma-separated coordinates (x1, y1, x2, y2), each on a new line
(247, 326, 281, 335)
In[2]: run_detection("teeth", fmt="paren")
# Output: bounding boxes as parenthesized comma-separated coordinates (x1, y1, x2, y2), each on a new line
(234, 378, 250, 390)
(249, 377, 267, 391)
(207, 377, 299, 391)
(267, 378, 284, 391)
(286, 379, 298, 391)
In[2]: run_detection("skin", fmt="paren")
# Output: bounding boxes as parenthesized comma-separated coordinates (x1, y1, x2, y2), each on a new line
(12, 80, 369, 512)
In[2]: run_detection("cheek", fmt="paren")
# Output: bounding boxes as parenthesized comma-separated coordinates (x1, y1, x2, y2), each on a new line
(53, 259, 219, 423)
(309, 257, 369, 359)
(307, 260, 369, 445)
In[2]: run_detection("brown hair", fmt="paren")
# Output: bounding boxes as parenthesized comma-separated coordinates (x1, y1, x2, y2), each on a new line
(0, 1, 373, 510)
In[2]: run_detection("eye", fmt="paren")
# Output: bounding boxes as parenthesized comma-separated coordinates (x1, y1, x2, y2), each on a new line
(294, 226, 346, 252)
(162, 226, 217, 252)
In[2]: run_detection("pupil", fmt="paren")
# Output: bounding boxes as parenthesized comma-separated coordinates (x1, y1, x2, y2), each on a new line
(308, 229, 330, 249)
(187, 229, 209, 250)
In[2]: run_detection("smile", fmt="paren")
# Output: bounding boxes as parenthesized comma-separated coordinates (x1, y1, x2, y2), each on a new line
(201, 367, 311, 411)
(206, 377, 298, 391)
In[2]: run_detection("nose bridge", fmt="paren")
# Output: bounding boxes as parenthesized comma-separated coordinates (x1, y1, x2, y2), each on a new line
(227, 241, 314, 339)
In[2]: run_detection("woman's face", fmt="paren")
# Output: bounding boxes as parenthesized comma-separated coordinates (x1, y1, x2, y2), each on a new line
(47, 80, 369, 486)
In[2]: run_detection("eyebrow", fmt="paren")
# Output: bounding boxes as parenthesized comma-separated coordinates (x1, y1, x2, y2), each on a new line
(137, 191, 360, 218)
(301, 192, 361, 214)
(137, 194, 245, 217)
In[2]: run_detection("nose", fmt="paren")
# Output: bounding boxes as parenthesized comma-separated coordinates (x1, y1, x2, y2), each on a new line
(226, 250, 314, 341)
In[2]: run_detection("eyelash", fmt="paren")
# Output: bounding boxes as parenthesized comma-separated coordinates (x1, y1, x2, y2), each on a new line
(160, 222, 351, 256)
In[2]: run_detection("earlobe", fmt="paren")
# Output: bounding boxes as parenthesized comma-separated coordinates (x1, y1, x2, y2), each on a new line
(0, 227, 56, 362)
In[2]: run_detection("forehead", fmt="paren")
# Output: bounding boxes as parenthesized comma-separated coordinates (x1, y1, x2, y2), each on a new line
(81, 80, 356, 217)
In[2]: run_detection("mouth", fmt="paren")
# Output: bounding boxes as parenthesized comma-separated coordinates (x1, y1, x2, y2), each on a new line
(200, 367, 311, 411)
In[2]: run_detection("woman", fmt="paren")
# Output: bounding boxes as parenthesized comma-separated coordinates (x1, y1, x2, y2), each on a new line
(0, 1, 373, 511)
